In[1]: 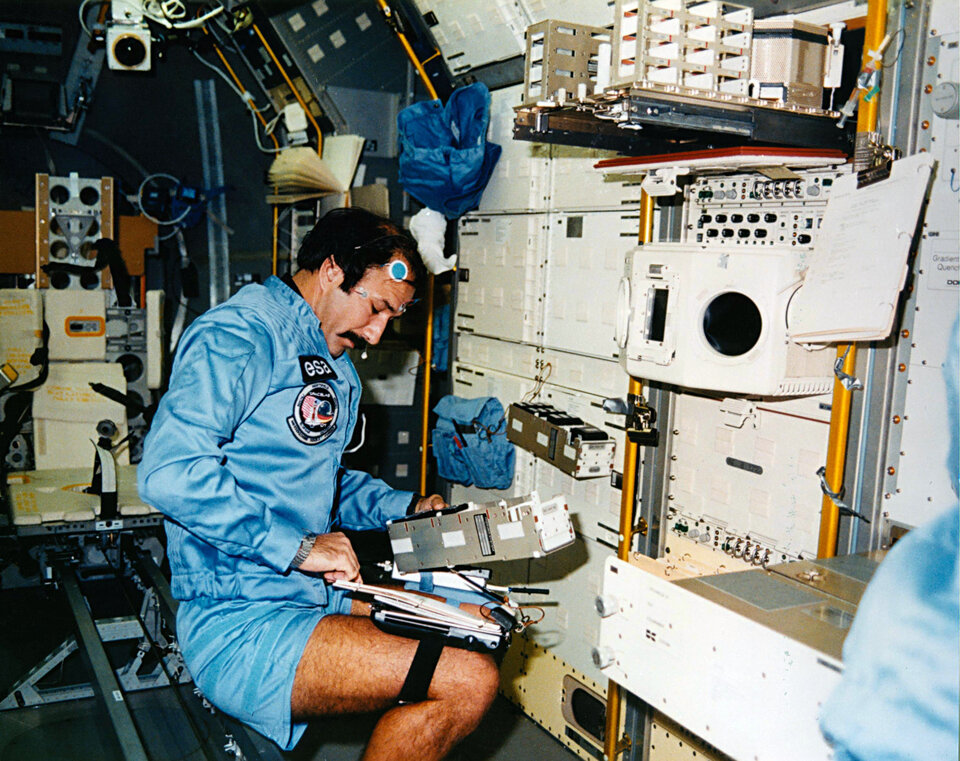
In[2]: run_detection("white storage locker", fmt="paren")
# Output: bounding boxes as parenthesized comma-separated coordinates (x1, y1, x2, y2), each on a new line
(543, 211, 638, 359)
(548, 145, 645, 211)
(479, 84, 552, 213)
(456, 214, 547, 344)
(539, 348, 629, 400)
(666, 391, 830, 559)
(455, 334, 541, 378)
(524, 534, 614, 684)
(520, 0, 617, 27)
(412, 0, 529, 75)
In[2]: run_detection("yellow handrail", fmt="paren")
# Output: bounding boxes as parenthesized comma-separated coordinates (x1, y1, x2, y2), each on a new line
(372, 1, 443, 494)
(375, 0, 440, 101)
(604, 190, 655, 760)
(251, 23, 323, 156)
(817, 0, 887, 558)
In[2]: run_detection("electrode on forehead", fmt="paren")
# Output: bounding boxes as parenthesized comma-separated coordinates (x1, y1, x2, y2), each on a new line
(386, 259, 409, 282)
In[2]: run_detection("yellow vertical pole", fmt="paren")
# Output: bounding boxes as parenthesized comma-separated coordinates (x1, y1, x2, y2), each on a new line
(250, 23, 322, 156)
(604, 190, 655, 760)
(376, 0, 440, 101)
(419, 274, 436, 494)
(371, 1, 441, 494)
(817, 0, 887, 558)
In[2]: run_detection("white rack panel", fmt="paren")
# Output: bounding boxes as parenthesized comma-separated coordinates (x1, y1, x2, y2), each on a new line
(665, 392, 829, 558)
(543, 211, 637, 358)
(885, 363, 957, 524)
(480, 84, 552, 213)
(455, 334, 541, 379)
(456, 213, 547, 343)
(412, 0, 528, 75)
(521, 0, 617, 26)
(536, 460, 621, 547)
(525, 534, 614, 683)
(453, 362, 530, 403)
(882, 30, 959, 526)
(597, 557, 841, 761)
(539, 349, 629, 400)
(549, 146, 646, 211)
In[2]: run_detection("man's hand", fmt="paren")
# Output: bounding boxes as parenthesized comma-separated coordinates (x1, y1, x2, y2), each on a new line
(296, 532, 361, 582)
(414, 494, 447, 513)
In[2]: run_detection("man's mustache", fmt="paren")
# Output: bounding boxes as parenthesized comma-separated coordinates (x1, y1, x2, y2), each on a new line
(341, 331, 367, 357)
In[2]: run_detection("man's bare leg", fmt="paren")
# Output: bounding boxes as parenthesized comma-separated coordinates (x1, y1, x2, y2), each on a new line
(291, 611, 500, 761)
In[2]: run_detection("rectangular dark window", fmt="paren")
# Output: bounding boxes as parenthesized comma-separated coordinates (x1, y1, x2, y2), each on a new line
(647, 287, 669, 342)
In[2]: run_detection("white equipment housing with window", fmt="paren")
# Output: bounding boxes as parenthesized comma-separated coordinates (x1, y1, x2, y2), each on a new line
(616, 243, 834, 397)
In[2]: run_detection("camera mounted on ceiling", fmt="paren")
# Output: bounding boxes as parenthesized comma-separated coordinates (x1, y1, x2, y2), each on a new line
(106, 0, 152, 72)
(99, 0, 228, 72)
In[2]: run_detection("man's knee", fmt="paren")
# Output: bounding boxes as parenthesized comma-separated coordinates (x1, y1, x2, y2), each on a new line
(436, 650, 499, 720)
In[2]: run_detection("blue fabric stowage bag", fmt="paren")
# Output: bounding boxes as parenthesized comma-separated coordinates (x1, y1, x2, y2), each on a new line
(397, 82, 502, 219)
(432, 395, 515, 490)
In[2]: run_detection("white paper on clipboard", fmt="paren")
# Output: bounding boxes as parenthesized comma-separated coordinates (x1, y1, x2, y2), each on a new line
(788, 153, 935, 343)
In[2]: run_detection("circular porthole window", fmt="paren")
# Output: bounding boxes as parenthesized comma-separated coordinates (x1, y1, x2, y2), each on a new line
(702, 291, 762, 357)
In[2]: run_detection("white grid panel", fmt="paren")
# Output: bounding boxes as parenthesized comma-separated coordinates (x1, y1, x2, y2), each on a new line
(549, 146, 646, 211)
(524, 534, 614, 683)
(665, 391, 830, 558)
(521, 0, 617, 26)
(536, 460, 621, 547)
(539, 349, 629, 400)
(412, 0, 529, 75)
(479, 84, 552, 213)
(456, 214, 547, 343)
(543, 211, 638, 359)
(455, 334, 540, 379)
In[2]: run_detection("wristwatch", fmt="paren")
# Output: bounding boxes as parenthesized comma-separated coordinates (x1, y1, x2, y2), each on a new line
(290, 533, 317, 570)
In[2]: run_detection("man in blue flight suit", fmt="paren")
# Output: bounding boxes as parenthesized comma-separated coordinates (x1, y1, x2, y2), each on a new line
(138, 208, 499, 761)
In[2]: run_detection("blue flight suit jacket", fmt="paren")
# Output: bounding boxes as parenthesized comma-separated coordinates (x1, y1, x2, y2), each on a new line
(138, 276, 415, 606)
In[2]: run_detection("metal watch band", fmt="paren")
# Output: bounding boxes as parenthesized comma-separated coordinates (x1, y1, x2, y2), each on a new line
(291, 533, 317, 569)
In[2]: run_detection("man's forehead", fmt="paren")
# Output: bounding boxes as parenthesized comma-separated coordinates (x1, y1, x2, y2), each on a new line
(359, 261, 416, 298)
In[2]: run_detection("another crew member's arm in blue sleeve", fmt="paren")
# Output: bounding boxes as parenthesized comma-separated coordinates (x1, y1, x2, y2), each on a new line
(138, 325, 303, 573)
(333, 468, 417, 530)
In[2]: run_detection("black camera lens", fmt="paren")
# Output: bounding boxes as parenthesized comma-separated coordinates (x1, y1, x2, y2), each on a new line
(114, 35, 147, 68)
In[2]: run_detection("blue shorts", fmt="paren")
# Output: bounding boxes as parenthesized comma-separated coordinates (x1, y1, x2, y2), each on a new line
(175, 587, 354, 750)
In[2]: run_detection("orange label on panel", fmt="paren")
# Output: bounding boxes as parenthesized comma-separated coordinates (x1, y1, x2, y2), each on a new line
(64, 315, 105, 337)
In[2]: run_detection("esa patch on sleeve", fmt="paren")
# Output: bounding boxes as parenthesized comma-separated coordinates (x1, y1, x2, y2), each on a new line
(298, 355, 337, 383)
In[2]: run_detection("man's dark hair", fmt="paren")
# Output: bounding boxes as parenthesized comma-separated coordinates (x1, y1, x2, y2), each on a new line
(296, 208, 427, 295)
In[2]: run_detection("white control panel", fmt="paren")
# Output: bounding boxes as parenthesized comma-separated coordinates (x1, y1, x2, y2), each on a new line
(595, 557, 843, 761)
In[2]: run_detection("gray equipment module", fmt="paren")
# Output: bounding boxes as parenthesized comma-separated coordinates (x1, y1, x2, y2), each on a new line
(507, 402, 616, 479)
(387, 492, 575, 573)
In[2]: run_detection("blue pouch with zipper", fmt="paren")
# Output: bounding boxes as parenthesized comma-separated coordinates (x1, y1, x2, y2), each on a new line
(432, 395, 515, 489)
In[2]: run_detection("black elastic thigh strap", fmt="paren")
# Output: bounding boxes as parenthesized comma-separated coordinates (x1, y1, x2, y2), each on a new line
(397, 635, 444, 704)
